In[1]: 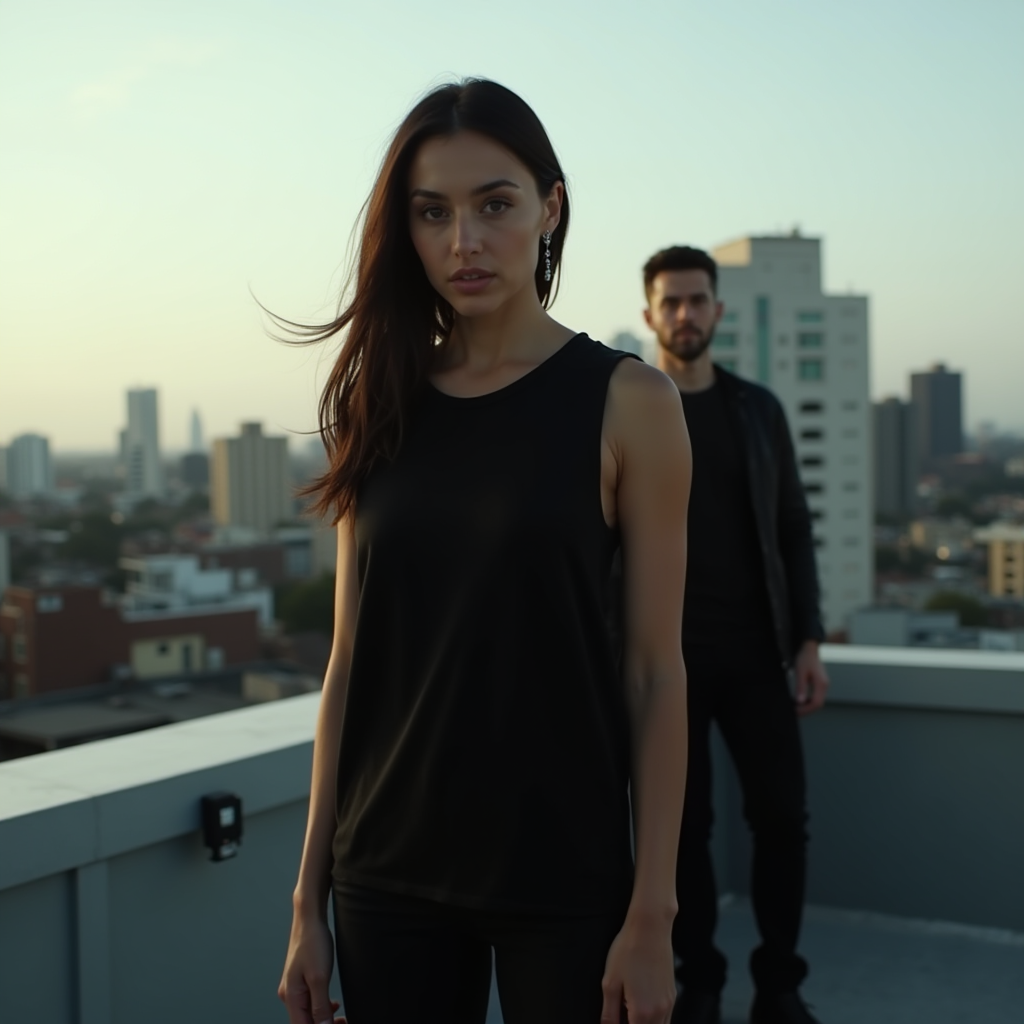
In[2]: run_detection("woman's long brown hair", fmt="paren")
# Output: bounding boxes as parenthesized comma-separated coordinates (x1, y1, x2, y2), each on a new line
(270, 80, 570, 523)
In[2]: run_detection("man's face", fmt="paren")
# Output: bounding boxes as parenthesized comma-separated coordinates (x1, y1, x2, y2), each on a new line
(644, 269, 724, 363)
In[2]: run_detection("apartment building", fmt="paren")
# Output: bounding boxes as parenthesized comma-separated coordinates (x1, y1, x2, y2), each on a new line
(710, 233, 872, 633)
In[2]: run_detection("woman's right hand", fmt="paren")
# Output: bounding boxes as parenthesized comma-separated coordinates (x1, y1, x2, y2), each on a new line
(278, 909, 344, 1024)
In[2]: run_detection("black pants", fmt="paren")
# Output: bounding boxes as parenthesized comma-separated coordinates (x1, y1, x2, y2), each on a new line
(674, 641, 809, 995)
(332, 882, 626, 1024)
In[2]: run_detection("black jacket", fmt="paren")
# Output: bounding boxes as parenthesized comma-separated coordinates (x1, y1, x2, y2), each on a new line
(713, 364, 825, 662)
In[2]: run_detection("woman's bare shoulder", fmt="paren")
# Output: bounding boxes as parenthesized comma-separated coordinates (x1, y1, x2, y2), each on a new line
(606, 359, 686, 443)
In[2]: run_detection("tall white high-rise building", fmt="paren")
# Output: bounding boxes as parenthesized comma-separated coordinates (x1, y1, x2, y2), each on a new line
(211, 422, 292, 537)
(125, 388, 163, 499)
(6, 434, 54, 499)
(710, 234, 873, 634)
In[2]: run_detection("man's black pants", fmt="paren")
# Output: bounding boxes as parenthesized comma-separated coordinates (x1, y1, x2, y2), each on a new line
(675, 640, 809, 995)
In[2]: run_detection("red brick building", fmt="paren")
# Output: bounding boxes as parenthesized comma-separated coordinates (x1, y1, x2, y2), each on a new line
(0, 585, 259, 701)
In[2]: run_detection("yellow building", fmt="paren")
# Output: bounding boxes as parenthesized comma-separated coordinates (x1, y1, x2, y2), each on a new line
(211, 422, 292, 537)
(974, 523, 1024, 600)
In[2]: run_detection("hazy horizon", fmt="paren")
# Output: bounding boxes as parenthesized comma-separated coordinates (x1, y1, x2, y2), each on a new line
(3, 0, 1023, 448)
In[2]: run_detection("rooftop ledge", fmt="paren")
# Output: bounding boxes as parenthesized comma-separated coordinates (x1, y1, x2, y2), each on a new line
(1, 645, 1022, 894)
(0, 693, 319, 892)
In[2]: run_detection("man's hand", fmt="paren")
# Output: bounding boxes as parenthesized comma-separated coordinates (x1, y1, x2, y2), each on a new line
(793, 640, 828, 716)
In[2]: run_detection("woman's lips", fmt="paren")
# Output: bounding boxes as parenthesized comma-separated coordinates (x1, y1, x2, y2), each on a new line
(449, 272, 495, 295)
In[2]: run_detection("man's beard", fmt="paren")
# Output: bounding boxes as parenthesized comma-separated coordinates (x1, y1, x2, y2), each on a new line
(660, 323, 716, 364)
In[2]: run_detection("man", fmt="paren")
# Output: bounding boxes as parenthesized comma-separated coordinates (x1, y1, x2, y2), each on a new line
(642, 246, 829, 1024)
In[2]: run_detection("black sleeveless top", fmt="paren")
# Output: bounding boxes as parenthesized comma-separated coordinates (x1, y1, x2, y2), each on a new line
(332, 334, 636, 914)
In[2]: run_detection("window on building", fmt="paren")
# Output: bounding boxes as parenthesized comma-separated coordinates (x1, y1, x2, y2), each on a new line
(804, 482, 824, 495)
(814, 536, 825, 548)
(714, 332, 738, 348)
(797, 332, 824, 348)
(842, 400, 859, 411)
(810, 509, 825, 520)
(798, 311, 824, 323)
(14, 673, 29, 699)
(800, 428, 824, 440)
(842, 428, 860, 438)
(844, 537, 860, 547)
(800, 401, 824, 414)
(798, 358, 824, 381)
(721, 310, 738, 323)
(37, 594, 63, 613)
(157, 643, 169, 655)
(801, 455, 824, 468)
(756, 297, 771, 385)
(843, 482, 860, 492)
(717, 358, 737, 373)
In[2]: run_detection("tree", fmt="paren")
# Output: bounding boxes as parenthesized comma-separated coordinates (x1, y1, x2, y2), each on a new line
(61, 513, 125, 570)
(278, 574, 336, 636)
(923, 591, 988, 627)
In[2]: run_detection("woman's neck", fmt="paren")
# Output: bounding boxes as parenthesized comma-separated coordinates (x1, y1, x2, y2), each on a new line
(441, 290, 571, 376)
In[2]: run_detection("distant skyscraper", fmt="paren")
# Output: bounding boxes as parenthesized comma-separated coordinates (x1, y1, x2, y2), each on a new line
(6, 434, 54, 499)
(910, 363, 962, 469)
(190, 409, 204, 453)
(710, 234, 872, 633)
(873, 398, 917, 518)
(211, 423, 292, 536)
(125, 388, 163, 500)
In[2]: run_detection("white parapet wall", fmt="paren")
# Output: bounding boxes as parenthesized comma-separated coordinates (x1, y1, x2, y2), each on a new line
(1, 649, 1023, 1023)
(0, 694, 326, 1024)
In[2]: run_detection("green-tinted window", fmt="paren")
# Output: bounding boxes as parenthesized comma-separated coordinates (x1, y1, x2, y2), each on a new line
(715, 332, 737, 348)
(798, 358, 824, 381)
(717, 358, 737, 373)
(798, 311, 824, 323)
(798, 332, 824, 348)
(721, 310, 738, 323)
(756, 297, 770, 384)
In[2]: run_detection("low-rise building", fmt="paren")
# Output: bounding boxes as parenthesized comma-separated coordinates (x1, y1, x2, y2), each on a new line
(120, 553, 273, 628)
(0, 582, 261, 701)
(974, 522, 1024, 600)
(908, 517, 975, 560)
(849, 605, 1024, 650)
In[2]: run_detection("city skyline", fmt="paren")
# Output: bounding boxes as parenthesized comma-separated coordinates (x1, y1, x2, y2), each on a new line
(2, 0, 1022, 449)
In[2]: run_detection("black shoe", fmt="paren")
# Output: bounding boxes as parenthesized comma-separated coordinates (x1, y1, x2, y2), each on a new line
(749, 991, 822, 1024)
(672, 989, 722, 1024)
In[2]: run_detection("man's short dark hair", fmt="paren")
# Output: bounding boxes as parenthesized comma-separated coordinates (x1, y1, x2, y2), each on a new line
(643, 245, 718, 297)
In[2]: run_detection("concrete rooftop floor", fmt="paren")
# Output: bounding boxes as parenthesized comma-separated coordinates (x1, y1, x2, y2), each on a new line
(478, 897, 1024, 1024)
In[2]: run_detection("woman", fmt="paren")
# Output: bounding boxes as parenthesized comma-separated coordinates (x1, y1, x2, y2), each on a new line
(278, 79, 691, 1024)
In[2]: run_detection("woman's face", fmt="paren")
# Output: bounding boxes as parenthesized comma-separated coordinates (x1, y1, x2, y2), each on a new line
(408, 131, 562, 318)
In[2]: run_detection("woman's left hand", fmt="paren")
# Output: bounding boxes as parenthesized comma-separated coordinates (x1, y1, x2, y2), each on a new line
(600, 913, 677, 1024)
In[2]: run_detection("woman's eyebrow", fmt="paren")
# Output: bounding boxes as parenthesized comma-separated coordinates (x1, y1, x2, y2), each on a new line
(410, 179, 522, 201)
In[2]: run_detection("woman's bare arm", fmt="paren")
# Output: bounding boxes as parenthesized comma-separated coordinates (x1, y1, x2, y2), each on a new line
(600, 359, 691, 1024)
(279, 518, 359, 1024)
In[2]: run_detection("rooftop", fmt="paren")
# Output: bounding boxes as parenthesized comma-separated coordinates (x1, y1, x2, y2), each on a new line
(0, 644, 1021, 1023)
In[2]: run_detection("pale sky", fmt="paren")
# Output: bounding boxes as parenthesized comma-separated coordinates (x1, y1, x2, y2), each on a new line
(1, 0, 1022, 451)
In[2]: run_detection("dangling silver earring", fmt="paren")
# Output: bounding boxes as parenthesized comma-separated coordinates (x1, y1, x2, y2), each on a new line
(543, 231, 552, 283)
